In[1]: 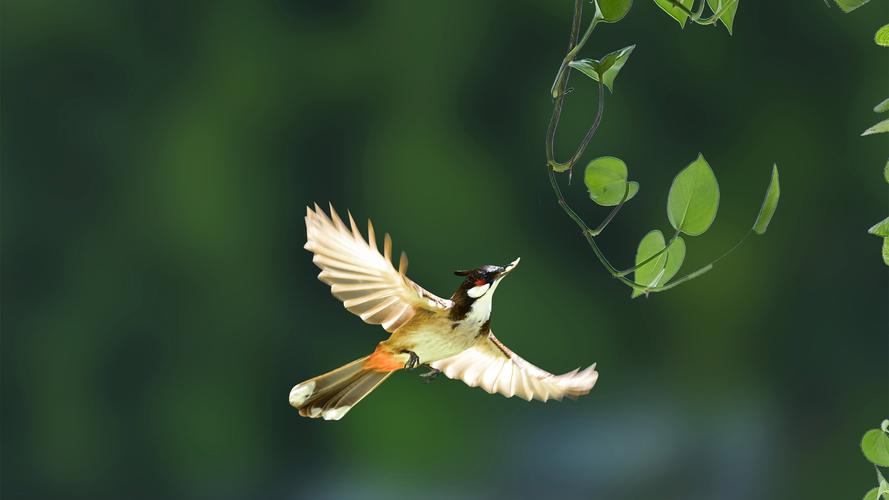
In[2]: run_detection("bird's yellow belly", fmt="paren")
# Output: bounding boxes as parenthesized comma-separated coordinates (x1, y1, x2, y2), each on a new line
(385, 316, 479, 364)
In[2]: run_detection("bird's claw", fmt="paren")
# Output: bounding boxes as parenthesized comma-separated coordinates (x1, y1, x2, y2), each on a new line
(420, 368, 441, 383)
(402, 350, 420, 370)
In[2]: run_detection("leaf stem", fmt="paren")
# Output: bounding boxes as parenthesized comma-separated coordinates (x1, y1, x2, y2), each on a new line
(549, 157, 652, 292)
(549, 81, 607, 173)
(545, 0, 581, 172)
(646, 228, 753, 294)
(615, 229, 682, 276)
(544, 0, 647, 293)
(550, 14, 598, 98)
(648, 264, 713, 292)
(590, 181, 631, 236)
(547, 1, 602, 173)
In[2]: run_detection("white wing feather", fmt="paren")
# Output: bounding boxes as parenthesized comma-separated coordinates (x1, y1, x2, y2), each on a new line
(305, 204, 452, 332)
(431, 332, 598, 402)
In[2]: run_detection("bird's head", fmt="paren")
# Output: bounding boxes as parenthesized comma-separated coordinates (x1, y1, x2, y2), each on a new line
(453, 258, 520, 299)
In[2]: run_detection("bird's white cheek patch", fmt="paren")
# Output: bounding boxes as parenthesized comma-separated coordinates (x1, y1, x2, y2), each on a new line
(467, 283, 490, 298)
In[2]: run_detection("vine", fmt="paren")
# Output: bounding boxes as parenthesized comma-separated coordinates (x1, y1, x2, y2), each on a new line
(545, 0, 780, 297)
(854, 8, 889, 265)
(827, 2, 888, 497)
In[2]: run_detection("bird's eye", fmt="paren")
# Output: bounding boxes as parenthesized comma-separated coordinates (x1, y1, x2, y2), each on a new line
(474, 278, 486, 287)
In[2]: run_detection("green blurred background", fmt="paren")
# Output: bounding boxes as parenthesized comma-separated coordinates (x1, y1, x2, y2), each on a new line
(2, 1, 887, 498)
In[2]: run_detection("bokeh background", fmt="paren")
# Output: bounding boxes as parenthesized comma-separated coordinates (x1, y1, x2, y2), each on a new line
(3, 1, 887, 498)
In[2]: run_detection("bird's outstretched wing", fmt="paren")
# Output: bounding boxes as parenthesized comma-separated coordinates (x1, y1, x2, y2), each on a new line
(305, 204, 452, 333)
(430, 332, 598, 402)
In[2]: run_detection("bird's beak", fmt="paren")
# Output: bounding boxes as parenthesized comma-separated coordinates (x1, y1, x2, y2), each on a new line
(500, 257, 520, 278)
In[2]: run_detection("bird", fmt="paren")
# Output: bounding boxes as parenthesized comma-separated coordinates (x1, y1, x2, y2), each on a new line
(289, 204, 599, 420)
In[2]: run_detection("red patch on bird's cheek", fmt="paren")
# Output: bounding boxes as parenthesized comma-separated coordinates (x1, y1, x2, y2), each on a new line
(474, 278, 487, 287)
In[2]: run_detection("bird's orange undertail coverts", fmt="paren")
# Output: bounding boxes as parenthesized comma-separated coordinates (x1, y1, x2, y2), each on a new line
(363, 346, 403, 373)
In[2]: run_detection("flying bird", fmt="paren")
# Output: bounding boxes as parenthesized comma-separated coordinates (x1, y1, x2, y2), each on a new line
(289, 204, 599, 420)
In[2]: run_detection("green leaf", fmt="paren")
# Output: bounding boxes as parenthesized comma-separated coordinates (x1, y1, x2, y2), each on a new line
(863, 119, 889, 136)
(753, 164, 780, 235)
(863, 485, 889, 500)
(875, 98, 889, 113)
(654, 0, 694, 27)
(833, 0, 872, 13)
(667, 153, 720, 236)
(569, 45, 635, 93)
(862, 428, 889, 466)
(882, 238, 889, 266)
(569, 60, 600, 80)
(869, 216, 889, 237)
(661, 239, 686, 285)
(706, 0, 739, 34)
(596, 0, 633, 23)
(598, 45, 635, 93)
(584, 156, 640, 206)
(876, 24, 889, 46)
(631, 230, 686, 298)
(884, 159, 889, 184)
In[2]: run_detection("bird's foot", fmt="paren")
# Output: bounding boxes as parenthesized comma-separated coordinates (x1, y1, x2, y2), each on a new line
(420, 368, 441, 383)
(402, 350, 420, 370)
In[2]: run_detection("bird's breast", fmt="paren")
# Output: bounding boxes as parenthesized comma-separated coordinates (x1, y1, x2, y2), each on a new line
(388, 313, 485, 363)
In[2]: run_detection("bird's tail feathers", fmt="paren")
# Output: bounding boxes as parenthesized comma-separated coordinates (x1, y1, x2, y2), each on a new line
(289, 355, 393, 420)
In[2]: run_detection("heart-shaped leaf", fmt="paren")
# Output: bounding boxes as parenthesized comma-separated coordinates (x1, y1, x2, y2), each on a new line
(706, 0, 739, 34)
(569, 45, 635, 92)
(877, 24, 889, 46)
(631, 230, 686, 298)
(862, 428, 889, 467)
(753, 164, 780, 235)
(654, 0, 694, 27)
(667, 153, 720, 236)
(584, 156, 639, 206)
(596, 0, 633, 23)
